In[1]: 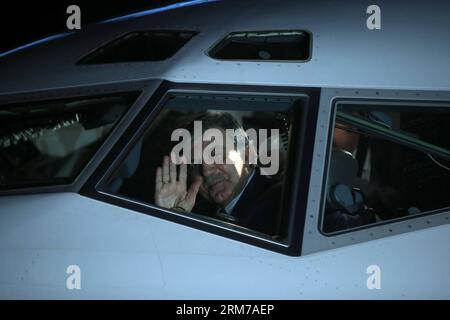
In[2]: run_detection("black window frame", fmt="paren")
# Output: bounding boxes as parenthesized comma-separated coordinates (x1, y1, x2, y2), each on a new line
(0, 85, 145, 193)
(207, 30, 313, 62)
(76, 30, 198, 65)
(319, 98, 450, 237)
(81, 82, 320, 256)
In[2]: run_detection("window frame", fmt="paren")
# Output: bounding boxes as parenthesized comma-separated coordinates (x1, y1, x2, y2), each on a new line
(206, 30, 313, 63)
(0, 80, 155, 196)
(321, 99, 450, 235)
(300, 88, 450, 256)
(81, 82, 320, 256)
(76, 30, 199, 65)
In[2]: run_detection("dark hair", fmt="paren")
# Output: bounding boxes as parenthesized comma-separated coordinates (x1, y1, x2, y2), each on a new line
(187, 111, 249, 145)
(190, 112, 241, 130)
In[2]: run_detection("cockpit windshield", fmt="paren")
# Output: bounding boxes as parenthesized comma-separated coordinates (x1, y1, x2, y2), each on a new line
(0, 92, 139, 189)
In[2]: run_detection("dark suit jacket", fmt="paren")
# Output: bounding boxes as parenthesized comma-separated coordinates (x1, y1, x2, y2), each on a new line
(193, 168, 283, 235)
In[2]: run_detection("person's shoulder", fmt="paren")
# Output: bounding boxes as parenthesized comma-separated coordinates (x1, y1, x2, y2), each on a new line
(251, 168, 283, 195)
(237, 168, 283, 234)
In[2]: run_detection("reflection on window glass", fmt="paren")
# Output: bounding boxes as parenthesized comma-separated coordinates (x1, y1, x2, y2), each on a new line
(323, 105, 450, 233)
(105, 94, 299, 237)
(0, 92, 139, 189)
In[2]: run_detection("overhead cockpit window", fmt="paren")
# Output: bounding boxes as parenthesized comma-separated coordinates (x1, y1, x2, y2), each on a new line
(208, 31, 311, 61)
(0, 92, 139, 189)
(322, 104, 450, 233)
(77, 31, 197, 64)
(103, 93, 301, 238)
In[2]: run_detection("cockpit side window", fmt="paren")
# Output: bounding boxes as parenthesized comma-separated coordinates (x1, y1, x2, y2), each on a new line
(0, 92, 139, 189)
(322, 104, 450, 234)
(100, 93, 302, 239)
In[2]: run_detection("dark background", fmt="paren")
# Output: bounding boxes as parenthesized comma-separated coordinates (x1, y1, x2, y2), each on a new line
(0, 1, 185, 54)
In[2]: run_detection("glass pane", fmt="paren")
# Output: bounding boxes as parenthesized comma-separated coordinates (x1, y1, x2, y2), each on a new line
(337, 105, 450, 156)
(323, 105, 450, 233)
(0, 92, 139, 189)
(209, 31, 311, 61)
(105, 94, 299, 237)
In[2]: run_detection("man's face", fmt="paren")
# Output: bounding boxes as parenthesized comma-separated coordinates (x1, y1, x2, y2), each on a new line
(190, 130, 248, 206)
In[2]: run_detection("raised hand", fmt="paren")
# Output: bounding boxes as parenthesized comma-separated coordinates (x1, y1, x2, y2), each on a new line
(154, 153, 203, 212)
